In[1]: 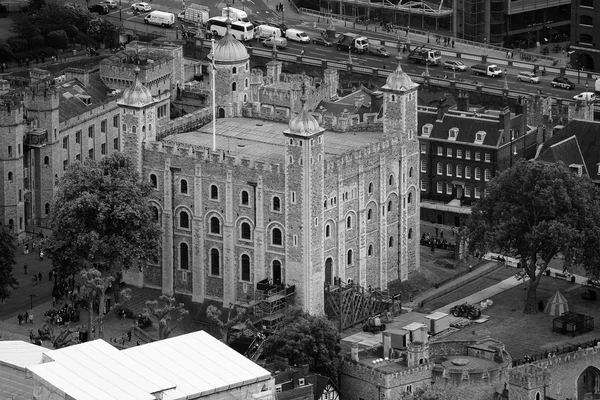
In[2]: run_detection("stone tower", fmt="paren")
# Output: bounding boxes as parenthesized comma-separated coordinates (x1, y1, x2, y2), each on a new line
(116, 66, 157, 174)
(407, 326, 430, 367)
(23, 84, 60, 226)
(381, 57, 421, 280)
(509, 364, 551, 400)
(0, 99, 26, 234)
(209, 20, 251, 118)
(283, 89, 326, 315)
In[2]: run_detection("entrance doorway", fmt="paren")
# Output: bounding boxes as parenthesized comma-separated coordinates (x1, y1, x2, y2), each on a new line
(437, 213, 443, 224)
(272, 260, 282, 285)
(454, 216, 460, 227)
(325, 258, 333, 284)
(218, 108, 225, 118)
(578, 366, 600, 399)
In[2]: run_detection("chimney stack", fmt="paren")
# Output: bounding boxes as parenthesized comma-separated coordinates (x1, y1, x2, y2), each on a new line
(351, 343, 359, 362)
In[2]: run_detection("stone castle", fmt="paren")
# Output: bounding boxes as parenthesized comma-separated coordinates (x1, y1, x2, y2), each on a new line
(0, 25, 420, 315)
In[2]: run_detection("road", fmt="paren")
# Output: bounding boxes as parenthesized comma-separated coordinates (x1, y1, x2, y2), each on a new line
(86, 0, 588, 103)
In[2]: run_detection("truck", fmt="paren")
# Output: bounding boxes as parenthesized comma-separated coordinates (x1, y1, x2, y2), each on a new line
(222, 6, 249, 22)
(336, 33, 369, 53)
(471, 63, 503, 78)
(406, 45, 441, 65)
(181, 3, 209, 25)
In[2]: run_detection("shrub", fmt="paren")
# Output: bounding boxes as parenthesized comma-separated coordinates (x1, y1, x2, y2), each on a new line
(64, 24, 79, 39)
(28, 35, 46, 49)
(13, 47, 57, 61)
(46, 30, 69, 49)
(7, 37, 28, 53)
(0, 39, 14, 62)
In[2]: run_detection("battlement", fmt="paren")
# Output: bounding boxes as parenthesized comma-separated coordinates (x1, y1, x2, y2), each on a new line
(0, 98, 24, 126)
(324, 135, 399, 176)
(532, 344, 600, 370)
(509, 364, 551, 389)
(144, 140, 283, 174)
(342, 356, 433, 380)
(24, 84, 59, 109)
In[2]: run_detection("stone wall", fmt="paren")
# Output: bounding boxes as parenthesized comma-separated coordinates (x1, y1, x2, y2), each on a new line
(156, 107, 212, 140)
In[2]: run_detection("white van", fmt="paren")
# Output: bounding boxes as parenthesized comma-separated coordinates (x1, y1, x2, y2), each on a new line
(285, 28, 310, 43)
(144, 10, 175, 27)
(262, 36, 287, 49)
(255, 25, 282, 39)
(221, 6, 249, 22)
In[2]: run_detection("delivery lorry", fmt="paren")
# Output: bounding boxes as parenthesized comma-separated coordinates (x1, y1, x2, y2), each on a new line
(336, 33, 369, 53)
(180, 3, 209, 25)
(406, 45, 441, 65)
(471, 63, 503, 77)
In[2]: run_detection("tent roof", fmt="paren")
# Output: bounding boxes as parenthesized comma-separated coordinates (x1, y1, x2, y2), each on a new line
(547, 290, 568, 304)
(0, 341, 45, 370)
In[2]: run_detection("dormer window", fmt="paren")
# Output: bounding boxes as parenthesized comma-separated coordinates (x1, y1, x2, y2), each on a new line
(475, 131, 486, 144)
(422, 124, 433, 137)
(298, 378, 305, 386)
(448, 128, 458, 140)
(570, 164, 583, 176)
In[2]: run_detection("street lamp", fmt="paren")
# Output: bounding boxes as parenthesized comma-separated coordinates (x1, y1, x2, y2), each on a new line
(427, 30, 430, 43)
(504, 68, 508, 90)
(281, 4, 284, 25)
(119, 0, 122, 21)
(29, 294, 36, 311)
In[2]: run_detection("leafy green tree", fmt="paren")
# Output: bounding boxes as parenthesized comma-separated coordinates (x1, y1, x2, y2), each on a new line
(46, 30, 69, 49)
(7, 37, 29, 53)
(10, 16, 42, 39)
(143, 295, 189, 340)
(45, 153, 161, 337)
(262, 308, 342, 381)
(205, 304, 247, 342)
(0, 227, 18, 301)
(0, 39, 14, 62)
(467, 160, 600, 313)
(86, 17, 116, 43)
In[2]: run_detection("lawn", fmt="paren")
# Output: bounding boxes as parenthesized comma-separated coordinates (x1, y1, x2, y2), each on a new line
(442, 274, 600, 361)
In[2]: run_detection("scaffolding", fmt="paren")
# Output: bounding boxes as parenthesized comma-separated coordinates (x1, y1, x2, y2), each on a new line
(253, 279, 296, 331)
(337, 0, 453, 17)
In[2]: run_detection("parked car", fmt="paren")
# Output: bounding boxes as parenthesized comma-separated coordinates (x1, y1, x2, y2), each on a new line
(99, 0, 117, 8)
(88, 3, 109, 14)
(551, 76, 575, 90)
(443, 60, 467, 71)
(517, 71, 540, 83)
(369, 46, 390, 57)
(573, 92, 598, 102)
(131, 2, 151, 12)
(312, 36, 332, 47)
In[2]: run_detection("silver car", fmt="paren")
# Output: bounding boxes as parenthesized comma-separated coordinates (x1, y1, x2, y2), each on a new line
(443, 60, 467, 71)
(517, 71, 539, 84)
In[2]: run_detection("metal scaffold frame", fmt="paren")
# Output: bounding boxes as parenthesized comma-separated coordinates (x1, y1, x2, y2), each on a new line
(335, 0, 452, 18)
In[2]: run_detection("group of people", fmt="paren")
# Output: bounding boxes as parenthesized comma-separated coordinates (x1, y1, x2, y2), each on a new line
(44, 303, 81, 325)
(420, 232, 454, 251)
(434, 35, 455, 48)
(17, 311, 34, 325)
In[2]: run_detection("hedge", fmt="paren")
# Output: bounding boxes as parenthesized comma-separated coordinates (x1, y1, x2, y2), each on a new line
(13, 47, 57, 61)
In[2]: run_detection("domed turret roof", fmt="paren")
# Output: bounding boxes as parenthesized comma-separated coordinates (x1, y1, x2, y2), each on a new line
(285, 88, 323, 137)
(383, 57, 417, 92)
(209, 20, 249, 64)
(120, 66, 153, 107)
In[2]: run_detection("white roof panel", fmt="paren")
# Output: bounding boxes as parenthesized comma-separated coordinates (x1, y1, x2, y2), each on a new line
(0, 341, 45, 369)
(424, 312, 449, 320)
(402, 322, 426, 331)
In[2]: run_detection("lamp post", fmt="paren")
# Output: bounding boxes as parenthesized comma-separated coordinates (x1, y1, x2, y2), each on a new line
(29, 294, 36, 311)
(504, 68, 508, 91)
(577, 59, 581, 84)
(427, 30, 430, 43)
(119, 0, 122, 21)
(281, 5, 284, 25)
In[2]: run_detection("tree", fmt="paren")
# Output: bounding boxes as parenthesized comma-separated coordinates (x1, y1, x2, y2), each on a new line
(262, 308, 342, 381)
(143, 295, 189, 340)
(86, 17, 116, 43)
(0, 39, 14, 62)
(45, 153, 161, 337)
(0, 227, 18, 301)
(467, 160, 600, 313)
(205, 304, 246, 342)
(46, 30, 69, 49)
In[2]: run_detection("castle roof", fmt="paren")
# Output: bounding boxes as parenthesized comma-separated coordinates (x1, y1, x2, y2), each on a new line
(118, 67, 154, 108)
(57, 72, 114, 123)
(209, 21, 249, 64)
(383, 57, 417, 92)
(286, 95, 323, 137)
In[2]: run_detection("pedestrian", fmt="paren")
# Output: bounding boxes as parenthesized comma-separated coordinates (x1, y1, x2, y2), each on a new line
(24, 311, 29, 323)
(38, 272, 42, 282)
(127, 330, 132, 341)
(300, 49, 305, 56)
(52, 296, 56, 307)
(451, 39, 455, 48)
(18, 313, 23, 325)
(24, 264, 27, 274)
(29, 312, 34, 324)
(49, 270, 53, 281)
(39, 250, 44, 261)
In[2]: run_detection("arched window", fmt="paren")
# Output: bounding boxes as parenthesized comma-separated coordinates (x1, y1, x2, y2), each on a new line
(272, 227, 282, 246)
(211, 184, 218, 199)
(346, 215, 352, 229)
(421, 159, 427, 172)
(241, 254, 250, 281)
(232, 66, 237, 74)
(8, 219, 13, 231)
(180, 179, 188, 194)
(408, 228, 413, 239)
(210, 216, 220, 234)
(391, 94, 396, 102)
(150, 174, 158, 188)
(210, 248, 220, 276)
(389, 236, 394, 247)
(153, 206, 160, 221)
(272, 196, 281, 211)
(179, 211, 190, 229)
(484, 168, 491, 181)
(132, 126, 136, 133)
(368, 182, 373, 194)
(325, 224, 331, 238)
(388, 175, 394, 185)
(347, 249, 353, 265)
(409, 167, 413, 177)
(44, 156, 49, 166)
(241, 190, 249, 205)
(180, 243, 189, 270)
(367, 209, 372, 220)
(324, 199, 328, 209)
(241, 222, 251, 240)
(581, 15, 593, 25)
(18, 190, 22, 202)
(408, 193, 413, 204)
(388, 200, 392, 212)
(232, 82, 237, 91)
(580, 33, 593, 44)
(368, 244, 373, 256)
(7, 171, 12, 181)
(475, 167, 481, 180)
(437, 162, 442, 175)
(122, 124, 126, 131)
(45, 203, 50, 215)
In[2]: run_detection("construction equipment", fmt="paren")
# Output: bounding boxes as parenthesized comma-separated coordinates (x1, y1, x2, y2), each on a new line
(449, 303, 481, 320)
(363, 316, 386, 333)
(406, 45, 441, 65)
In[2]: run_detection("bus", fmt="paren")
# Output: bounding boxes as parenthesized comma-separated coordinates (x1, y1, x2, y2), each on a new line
(207, 17, 254, 42)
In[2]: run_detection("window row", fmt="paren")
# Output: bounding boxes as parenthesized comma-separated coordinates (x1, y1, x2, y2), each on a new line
(431, 146, 491, 162)
(178, 244, 253, 281)
(433, 182, 489, 198)
(432, 163, 491, 180)
(345, 231, 411, 265)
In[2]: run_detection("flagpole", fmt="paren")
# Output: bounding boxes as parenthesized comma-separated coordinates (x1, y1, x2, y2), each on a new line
(211, 38, 216, 152)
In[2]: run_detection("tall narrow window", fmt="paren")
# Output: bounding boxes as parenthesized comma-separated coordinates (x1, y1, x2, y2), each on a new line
(179, 211, 190, 229)
(272, 228, 282, 246)
(45, 203, 50, 215)
(211, 185, 219, 199)
(272, 196, 281, 211)
(241, 190, 249, 205)
(347, 215, 352, 229)
(211, 249, 220, 276)
(241, 222, 251, 240)
(180, 179, 188, 194)
(241, 254, 251, 281)
(347, 249, 353, 265)
(180, 243, 189, 270)
(150, 174, 158, 188)
(210, 217, 220, 234)
(325, 224, 330, 237)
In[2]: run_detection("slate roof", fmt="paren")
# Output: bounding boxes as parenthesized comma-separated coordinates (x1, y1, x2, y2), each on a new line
(536, 119, 600, 180)
(57, 72, 115, 123)
(316, 86, 382, 117)
(417, 110, 507, 147)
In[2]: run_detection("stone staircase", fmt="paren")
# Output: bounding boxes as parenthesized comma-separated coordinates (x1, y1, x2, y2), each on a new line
(0, 366, 34, 400)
